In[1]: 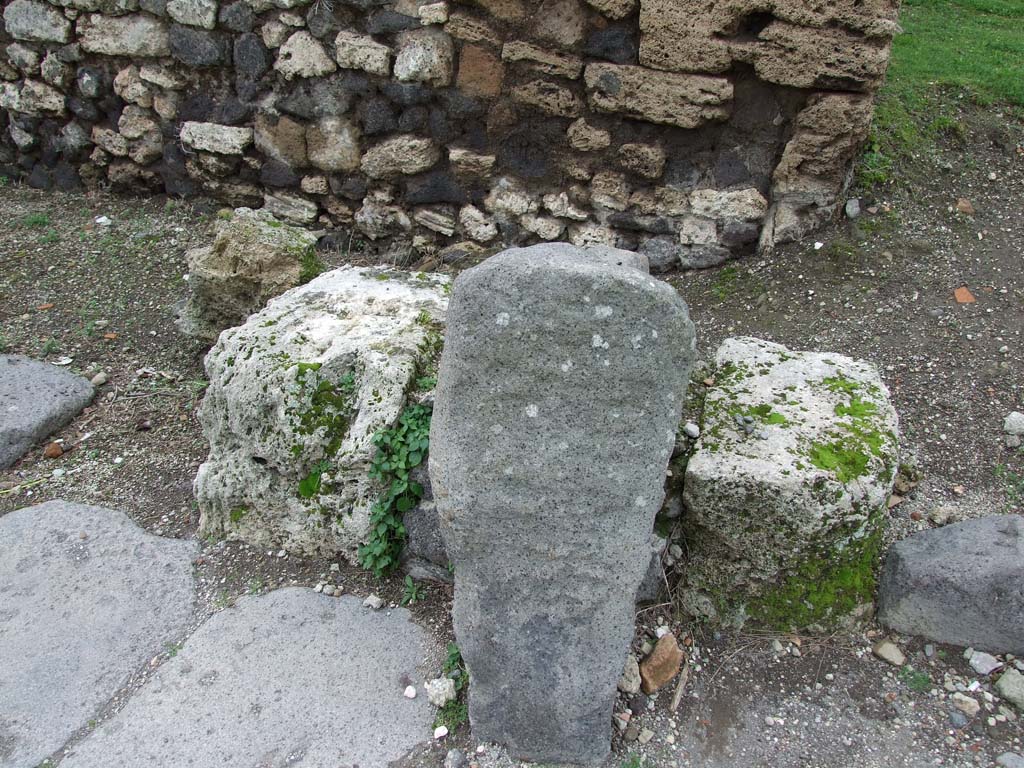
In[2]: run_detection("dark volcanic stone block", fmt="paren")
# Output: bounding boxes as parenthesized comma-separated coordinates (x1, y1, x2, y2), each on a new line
(430, 244, 695, 764)
(169, 25, 229, 67)
(878, 515, 1024, 654)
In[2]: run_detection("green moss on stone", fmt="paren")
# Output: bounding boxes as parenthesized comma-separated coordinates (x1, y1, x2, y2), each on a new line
(745, 514, 884, 631)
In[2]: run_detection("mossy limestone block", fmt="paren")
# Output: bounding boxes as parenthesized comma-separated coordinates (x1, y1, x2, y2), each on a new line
(177, 207, 320, 341)
(195, 266, 448, 561)
(681, 336, 898, 631)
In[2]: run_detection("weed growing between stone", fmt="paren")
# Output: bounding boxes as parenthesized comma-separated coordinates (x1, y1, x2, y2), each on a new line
(899, 665, 933, 693)
(434, 642, 469, 731)
(358, 403, 431, 577)
(400, 575, 425, 605)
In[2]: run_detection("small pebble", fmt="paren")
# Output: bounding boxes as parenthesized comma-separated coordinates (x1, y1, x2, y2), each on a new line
(363, 594, 384, 610)
(433, 725, 449, 740)
(404, 685, 417, 699)
(90, 371, 108, 386)
(683, 422, 700, 439)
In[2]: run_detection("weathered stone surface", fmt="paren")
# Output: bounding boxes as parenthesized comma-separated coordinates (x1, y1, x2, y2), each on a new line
(456, 44, 504, 97)
(681, 337, 899, 630)
(394, 28, 454, 86)
(177, 207, 318, 340)
(0, 79, 66, 116)
(361, 134, 439, 178)
(0, 355, 94, 468)
(511, 79, 582, 117)
(59, 589, 433, 768)
(167, 0, 218, 28)
(0, 500, 196, 767)
(169, 24, 229, 65)
(306, 116, 361, 172)
(618, 143, 665, 180)
(254, 112, 307, 167)
(3, 0, 72, 43)
(430, 244, 695, 763)
(640, 633, 684, 693)
(760, 93, 874, 249)
(263, 190, 319, 224)
(637, 0, 899, 92)
(334, 30, 391, 76)
(584, 64, 732, 128)
(274, 30, 337, 79)
(584, 0, 635, 20)
(690, 187, 768, 221)
(501, 40, 582, 79)
(458, 203, 498, 242)
(567, 117, 610, 151)
(997, 669, 1024, 712)
(444, 11, 501, 47)
(196, 267, 448, 559)
(77, 14, 170, 56)
(534, 0, 585, 48)
(180, 121, 253, 154)
(878, 515, 1024, 654)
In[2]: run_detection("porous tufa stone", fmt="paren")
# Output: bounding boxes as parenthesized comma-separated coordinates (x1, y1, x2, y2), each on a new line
(680, 337, 899, 631)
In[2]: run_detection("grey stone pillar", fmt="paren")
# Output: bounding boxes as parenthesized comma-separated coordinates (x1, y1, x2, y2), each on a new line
(429, 244, 695, 764)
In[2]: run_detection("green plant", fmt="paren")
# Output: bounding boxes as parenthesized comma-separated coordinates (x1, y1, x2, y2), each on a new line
(39, 337, 59, 357)
(899, 665, 933, 693)
(400, 574, 425, 605)
(621, 756, 652, 768)
(164, 641, 183, 657)
(995, 464, 1024, 510)
(358, 403, 432, 577)
(298, 459, 331, 499)
(39, 229, 60, 244)
(298, 247, 326, 285)
(434, 700, 468, 730)
(711, 265, 739, 300)
(19, 212, 49, 228)
(434, 642, 470, 730)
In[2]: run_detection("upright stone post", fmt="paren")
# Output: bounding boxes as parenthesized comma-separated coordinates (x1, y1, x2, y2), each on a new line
(429, 244, 695, 764)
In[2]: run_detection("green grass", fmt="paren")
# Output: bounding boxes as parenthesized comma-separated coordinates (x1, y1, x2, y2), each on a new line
(859, 0, 1024, 186)
(890, 0, 1024, 106)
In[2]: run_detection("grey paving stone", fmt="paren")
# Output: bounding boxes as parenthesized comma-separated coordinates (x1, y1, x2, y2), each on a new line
(60, 589, 433, 768)
(0, 501, 197, 768)
(0, 354, 94, 469)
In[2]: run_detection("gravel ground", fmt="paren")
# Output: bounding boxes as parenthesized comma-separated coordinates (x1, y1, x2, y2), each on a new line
(0, 99, 1021, 768)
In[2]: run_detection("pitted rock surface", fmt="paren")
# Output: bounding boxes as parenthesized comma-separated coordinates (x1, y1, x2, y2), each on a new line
(680, 337, 899, 630)
(429, 243, 695, 763)
(0, 355, 94, 469)
(878, 514, 1024, 655)
(59, 589, 433, 768)
(0, 501, 196, 768)
(195, 266, 448, 561)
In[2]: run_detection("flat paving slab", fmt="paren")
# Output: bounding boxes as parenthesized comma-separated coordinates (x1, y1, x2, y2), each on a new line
(0, 501, 197, 768)
(0, 354, 94, 468)
(61, 588, 434, 768)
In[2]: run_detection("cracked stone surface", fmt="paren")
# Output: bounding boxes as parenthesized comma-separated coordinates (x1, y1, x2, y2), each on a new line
(0, 500, 197, 768)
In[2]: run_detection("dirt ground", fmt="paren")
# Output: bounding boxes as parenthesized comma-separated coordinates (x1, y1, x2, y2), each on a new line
(1, 99, 1022, 768)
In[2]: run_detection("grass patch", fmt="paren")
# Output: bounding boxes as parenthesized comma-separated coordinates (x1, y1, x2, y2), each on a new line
(858, 0, 1024, 187)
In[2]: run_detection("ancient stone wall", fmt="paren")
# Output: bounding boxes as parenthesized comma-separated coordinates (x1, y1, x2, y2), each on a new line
(0, 0, 898, 268)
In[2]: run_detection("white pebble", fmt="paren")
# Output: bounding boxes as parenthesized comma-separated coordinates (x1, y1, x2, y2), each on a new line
(404, 685, 417, 699)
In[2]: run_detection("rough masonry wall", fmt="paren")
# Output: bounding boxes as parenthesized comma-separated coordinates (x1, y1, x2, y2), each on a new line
(0, 0, 899, 269)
